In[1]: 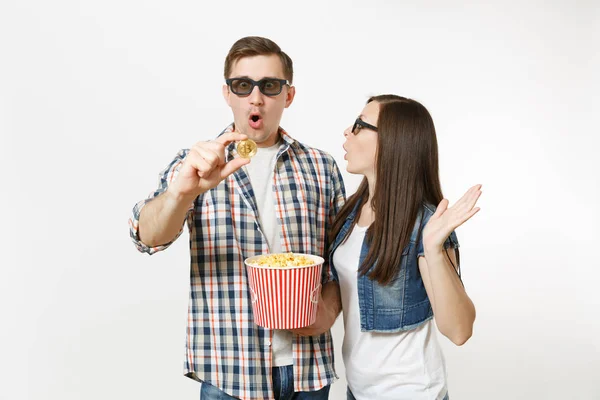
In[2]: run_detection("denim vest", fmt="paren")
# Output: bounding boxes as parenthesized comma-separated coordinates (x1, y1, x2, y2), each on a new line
(329, 201, 459, 333)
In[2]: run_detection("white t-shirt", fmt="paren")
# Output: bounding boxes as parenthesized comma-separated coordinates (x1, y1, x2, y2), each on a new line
(333, 224, 448, 400)
(244, 140, 293, 367)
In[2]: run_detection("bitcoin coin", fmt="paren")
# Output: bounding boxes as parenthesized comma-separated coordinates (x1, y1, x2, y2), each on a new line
(236, 139, 257, 158)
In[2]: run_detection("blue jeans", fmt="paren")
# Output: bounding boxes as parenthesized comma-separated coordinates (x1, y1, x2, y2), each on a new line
(347, 387, 449, 400)
(200, 365, 330, 399)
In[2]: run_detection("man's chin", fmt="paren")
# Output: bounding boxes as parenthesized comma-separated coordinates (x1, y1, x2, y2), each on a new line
(245, 128, 280, 146)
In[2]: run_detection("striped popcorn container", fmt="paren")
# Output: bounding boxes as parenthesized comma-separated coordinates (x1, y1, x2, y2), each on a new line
(244, 254, 324, 329)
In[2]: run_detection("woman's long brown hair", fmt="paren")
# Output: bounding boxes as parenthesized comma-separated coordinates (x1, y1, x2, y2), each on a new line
(330, 95, 444, 285)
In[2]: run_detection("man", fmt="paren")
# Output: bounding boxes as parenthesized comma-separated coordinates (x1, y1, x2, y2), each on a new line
(129, 36, 346, 400)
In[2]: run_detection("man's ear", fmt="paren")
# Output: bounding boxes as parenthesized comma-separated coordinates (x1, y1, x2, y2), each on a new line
(284, 85, 296, 108)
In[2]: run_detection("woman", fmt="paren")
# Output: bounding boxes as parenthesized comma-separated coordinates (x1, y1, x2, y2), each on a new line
(330, 95, 481, 400)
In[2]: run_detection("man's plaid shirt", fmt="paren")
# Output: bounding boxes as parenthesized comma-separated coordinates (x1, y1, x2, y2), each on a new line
(129, 125, 346, 400)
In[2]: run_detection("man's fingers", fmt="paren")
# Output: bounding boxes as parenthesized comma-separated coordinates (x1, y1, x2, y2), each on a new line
(220, 157, 250, 180)
(200, 141, 231, 157)
(214, 131, 248, 146)
(185, 150, 214, 178)
(291, 329, 308, 336)
(193, 146, 222, 171)
(290, 326, 317, 337)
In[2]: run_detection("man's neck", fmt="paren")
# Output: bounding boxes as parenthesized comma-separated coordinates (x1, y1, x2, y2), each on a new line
(256, 130, 281, 148)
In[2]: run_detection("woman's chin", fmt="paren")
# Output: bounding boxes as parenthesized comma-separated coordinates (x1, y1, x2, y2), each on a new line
(345, 166, 361, 175)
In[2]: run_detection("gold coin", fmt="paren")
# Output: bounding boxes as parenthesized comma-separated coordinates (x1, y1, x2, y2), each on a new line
(236, 139, 257, 158)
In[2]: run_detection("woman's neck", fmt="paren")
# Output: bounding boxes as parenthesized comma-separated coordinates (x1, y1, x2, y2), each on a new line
(358, 177, 376, 227)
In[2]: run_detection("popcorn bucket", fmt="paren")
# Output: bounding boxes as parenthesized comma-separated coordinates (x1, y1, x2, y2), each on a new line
(244, 254, 324, 329)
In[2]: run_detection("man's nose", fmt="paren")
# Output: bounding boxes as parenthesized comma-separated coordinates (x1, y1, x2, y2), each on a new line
(248, 85, 264, 106)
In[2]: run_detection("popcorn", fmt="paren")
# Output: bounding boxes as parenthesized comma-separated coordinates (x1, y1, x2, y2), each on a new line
(249, 252, 315, 268)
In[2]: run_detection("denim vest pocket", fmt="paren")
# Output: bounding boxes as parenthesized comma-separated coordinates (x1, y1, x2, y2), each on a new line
(372, 243, 411, 308)
(369, 243, 411, 330)
(368, 241, 434, 332)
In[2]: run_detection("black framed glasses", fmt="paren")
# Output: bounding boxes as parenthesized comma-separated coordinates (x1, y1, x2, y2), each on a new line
(225, 77, 290, 96)
(352, 118, 378, 134)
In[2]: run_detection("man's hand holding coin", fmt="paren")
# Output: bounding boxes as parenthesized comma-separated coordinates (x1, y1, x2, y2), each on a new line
(167, 132, 252, 201)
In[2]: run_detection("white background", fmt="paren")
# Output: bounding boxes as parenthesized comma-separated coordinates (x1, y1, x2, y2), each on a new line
(1, 1, 599, 399)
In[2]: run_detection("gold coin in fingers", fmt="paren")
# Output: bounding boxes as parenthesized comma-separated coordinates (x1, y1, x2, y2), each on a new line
(236, 139, 257, 159)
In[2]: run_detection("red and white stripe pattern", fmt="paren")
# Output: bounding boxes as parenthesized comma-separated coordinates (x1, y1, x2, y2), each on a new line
(246, 256, 323, 329)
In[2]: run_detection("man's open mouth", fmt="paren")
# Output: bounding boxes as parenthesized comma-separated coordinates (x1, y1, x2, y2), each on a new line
(249, 113, 263, 129)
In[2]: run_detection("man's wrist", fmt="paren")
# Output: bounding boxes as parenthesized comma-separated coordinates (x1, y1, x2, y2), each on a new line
(165, 186, 197, 207)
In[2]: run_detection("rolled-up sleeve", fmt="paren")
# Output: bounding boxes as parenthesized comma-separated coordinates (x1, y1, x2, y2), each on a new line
(129, 149, 193, 255)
